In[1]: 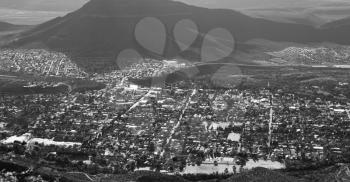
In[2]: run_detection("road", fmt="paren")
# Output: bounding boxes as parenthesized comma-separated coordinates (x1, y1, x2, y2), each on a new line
(56, 59, 64, 75)
(161, 88, 197, 157)
(126, 89, 154, 113)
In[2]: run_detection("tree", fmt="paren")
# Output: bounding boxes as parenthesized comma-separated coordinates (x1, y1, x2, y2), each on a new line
(148, 142, 155, 153)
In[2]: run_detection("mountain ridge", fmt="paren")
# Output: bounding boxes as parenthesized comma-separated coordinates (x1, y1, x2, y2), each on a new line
(4, 0, 350, 71)
(0, 21, 29, 31)
(321, 16, 350, 28)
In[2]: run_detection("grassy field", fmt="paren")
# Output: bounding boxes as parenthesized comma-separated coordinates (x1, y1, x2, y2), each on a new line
(132, 63, 350, 92)
(0, 71, 105, 95)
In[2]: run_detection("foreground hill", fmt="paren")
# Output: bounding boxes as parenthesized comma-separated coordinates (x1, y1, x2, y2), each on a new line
(64, 166, 350, 182)
(97, 171, 188, 182)
(4, 0, 350, 71)
(222, 167, 302, 182)
(1, 157, 349, 182)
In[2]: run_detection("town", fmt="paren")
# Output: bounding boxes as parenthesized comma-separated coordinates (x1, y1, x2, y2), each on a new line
(0, 49, 350, 181)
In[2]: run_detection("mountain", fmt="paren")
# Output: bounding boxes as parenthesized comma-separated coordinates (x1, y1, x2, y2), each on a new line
(321, 16, 350, 28)
(3, 0, 348, 12)
(4, 0, 350, 71)
(0, 21, 32, 46)
(0, 0, 89, 25)
(0, 0, 88, 12)
(2, 0, 350, 26)
(0, 21, 28, 31)
(0, 21, 16, 31)
(177, 0, 350, 26)
(176, 0, 350, 10)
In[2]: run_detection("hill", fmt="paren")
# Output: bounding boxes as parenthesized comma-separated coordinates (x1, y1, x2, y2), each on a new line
(177, 0, 350, 27)
(4, 0, 350, 71)
(2, 0, 350, 26)
(0, 0, 88, 12)
(0, 21, 32, 46)
(321, 16, 350, 28)
(176, 0, 350, 10)
(0, 21, 29, 32)
(0, 21, 16, 31)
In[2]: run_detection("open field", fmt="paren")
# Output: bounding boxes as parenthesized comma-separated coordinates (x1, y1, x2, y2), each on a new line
(132, 63, 350, 90)
(0, 71, 105, 95)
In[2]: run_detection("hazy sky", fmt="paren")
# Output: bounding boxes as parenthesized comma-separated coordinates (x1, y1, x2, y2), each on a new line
(0, 0, 88, 25)
(177, 0, 350, 9)
(1, 0, 350, 25)
(2, 0, 349, 10)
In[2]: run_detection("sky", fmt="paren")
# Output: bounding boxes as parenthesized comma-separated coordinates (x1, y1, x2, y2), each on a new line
(177, 0, 350, 9)
(0, 0, 88, 25)
(0, 0, 349, 25)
